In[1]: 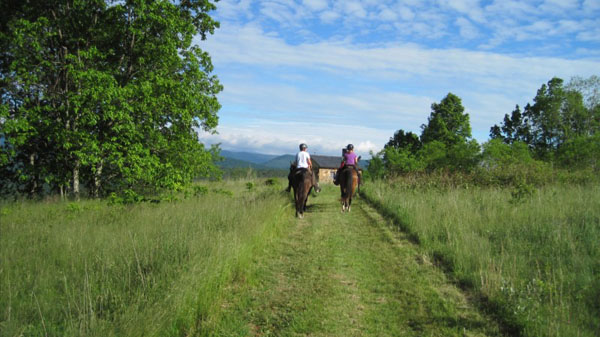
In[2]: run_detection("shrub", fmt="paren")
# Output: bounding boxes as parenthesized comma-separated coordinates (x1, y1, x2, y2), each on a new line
(193, 185, 209, 196)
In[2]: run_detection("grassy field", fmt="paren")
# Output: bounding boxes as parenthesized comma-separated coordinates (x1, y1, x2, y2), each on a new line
(199, 184, 504, 336)
(0, 179, 289, 336)
(361, 180, 600, 337)
(3, 177, 598, 336)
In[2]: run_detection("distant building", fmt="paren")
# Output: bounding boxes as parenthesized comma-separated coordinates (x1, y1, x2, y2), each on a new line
(311, 155, 363, 184)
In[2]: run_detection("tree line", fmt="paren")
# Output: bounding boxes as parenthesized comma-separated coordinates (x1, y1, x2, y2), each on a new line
(368, 76, 600, 182)
(1, 0, 222, 199)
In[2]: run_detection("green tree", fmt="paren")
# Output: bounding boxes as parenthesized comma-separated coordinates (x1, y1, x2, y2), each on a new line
(420, 93, 472, 146)
(418, 93, 479, 171)
(566, 75, 600, 111)
(482, 139, 533, 167)
(556, 134, 600, 170)
(385, 129, 421, 153)
(382, 146, 424, 174)
(365, 151, 385, 180)
(490, 77, 597, 162)
(490, 105, 532, 145)
(1, 0, 222, 198)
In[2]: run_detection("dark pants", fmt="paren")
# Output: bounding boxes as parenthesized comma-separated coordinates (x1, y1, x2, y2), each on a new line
(335, 165, 361, 185)
(287, 166, 313, 191)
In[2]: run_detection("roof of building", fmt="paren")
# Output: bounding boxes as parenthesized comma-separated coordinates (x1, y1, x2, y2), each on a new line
(312, 155, 341, 169)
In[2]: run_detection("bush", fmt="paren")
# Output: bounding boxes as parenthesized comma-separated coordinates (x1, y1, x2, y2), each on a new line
(556, 134, 600, 170)
(383, 146, 424, 174)
(193, 185, 209, 196)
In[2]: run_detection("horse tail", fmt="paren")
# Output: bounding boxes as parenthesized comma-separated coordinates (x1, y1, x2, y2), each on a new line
(342, 167, 353, 199)
(295, 169, 309, 215)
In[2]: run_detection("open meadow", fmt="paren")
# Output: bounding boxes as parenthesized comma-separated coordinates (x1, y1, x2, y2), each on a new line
(0, 179, 288, 336)
(361, 179, 600, 337)
(2, 176, 599, 337)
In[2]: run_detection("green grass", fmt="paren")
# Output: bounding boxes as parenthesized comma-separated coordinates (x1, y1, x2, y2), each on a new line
(7, 177, 590, 336)
(205, 184, 504, 336)
(361, 180, 600, 337)
(0, 179, 289, 336)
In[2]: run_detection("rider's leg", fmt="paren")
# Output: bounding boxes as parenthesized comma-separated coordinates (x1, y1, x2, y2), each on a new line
(286, 167, 294, 191)
(355, 166, 362, 186)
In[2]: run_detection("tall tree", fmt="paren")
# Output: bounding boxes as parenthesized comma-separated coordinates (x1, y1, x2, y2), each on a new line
(490, 105, 532, 144)
(1, 0, 222, 198)
(490, 77, 596, 160)
(566, 75, 600, 111)
(419, 93, 479, 171)
(420, 93, 472, 146)
(385, 129, 421, 153)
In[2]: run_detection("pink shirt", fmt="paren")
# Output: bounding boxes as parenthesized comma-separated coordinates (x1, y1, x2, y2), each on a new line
(344, 152, 358, 165)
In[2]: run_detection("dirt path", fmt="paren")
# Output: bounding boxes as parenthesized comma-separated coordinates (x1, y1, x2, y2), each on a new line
(209, 186, 505, 336)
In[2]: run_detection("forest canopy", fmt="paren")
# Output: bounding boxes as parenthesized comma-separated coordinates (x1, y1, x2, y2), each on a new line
(1, 0, 222, 198)
(369, 76, 599, 182)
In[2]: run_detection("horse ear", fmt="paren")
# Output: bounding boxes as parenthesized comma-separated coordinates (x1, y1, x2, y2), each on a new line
(358, 156, 362, 161)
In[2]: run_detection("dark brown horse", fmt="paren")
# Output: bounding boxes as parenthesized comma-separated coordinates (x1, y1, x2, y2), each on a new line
(291, 167, 319, 218)
(339, 166, 358, 212)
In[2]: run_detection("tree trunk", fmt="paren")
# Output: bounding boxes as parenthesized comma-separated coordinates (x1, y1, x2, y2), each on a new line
(72, 159, 80, 200)
(93, 160, 103, 198)
(29, 153, 37, 196)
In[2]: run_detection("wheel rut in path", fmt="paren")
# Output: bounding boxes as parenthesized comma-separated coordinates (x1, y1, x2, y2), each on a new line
(213, 187, 506, 337)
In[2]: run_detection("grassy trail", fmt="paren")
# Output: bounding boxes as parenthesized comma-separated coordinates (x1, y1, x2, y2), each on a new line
(206, 185, 505, 336)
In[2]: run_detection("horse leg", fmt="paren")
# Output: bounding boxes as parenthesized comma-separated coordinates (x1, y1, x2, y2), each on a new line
(295, 189, 303, 218)
(304, 194, 309, 212)
(304, 186, 312, 211)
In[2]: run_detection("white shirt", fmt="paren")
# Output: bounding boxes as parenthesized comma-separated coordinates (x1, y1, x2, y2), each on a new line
(295, 151, 311, 169)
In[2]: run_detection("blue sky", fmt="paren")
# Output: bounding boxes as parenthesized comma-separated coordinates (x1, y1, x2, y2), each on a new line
(197, 0, 600, 156)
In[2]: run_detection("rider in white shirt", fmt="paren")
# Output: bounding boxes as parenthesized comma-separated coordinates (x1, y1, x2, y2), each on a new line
(295, 143, 312, 170)
(287, 143, 312, 191)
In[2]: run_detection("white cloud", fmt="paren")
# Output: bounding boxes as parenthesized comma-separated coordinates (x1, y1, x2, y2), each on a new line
(455, 17, 479, 39)
(259, 2, 299, 26)
(198, 121, 389, 156)
(438, 0, 486, 23)
(540, 0, 580, 13)
(378, 7, 398, 21)
(215, 0, 255, 21)
(341, 1, 367, 18)
(201, 1, 600, 155)
(583, 0, 600, 11)
(397, 5, 416, 20)
(319, 10, 340, 23)
(204, 23, 598, 85)
(303, 0, 328, 12)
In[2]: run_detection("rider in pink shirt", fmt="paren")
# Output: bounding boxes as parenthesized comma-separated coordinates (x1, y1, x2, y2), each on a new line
(334, 144, 361, 185)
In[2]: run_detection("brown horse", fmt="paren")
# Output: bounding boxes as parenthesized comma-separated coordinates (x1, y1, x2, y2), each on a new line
(291, 167, 319, 218)
(339, 166, 358, 212)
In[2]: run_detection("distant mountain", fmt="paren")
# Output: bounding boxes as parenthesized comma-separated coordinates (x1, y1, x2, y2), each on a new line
(218, 150, 295, 169)
(219, 150, 278, 165)
(216, 156, 267, 169)
(218, 150, 369, 170)
(262, 155, 296, 169)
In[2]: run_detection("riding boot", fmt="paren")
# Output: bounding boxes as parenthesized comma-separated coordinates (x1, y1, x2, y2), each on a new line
(286, 166, 294, 192)
(355, 167, 362, 186)
(333, 168, 341, 185)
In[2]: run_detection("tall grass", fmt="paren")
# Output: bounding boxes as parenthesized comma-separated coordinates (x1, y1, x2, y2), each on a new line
(0, 179, 289, 336)
(361, 180, 600, 337)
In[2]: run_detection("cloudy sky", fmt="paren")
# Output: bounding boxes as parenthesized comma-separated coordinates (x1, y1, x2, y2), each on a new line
(197, 0, 600, 156)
